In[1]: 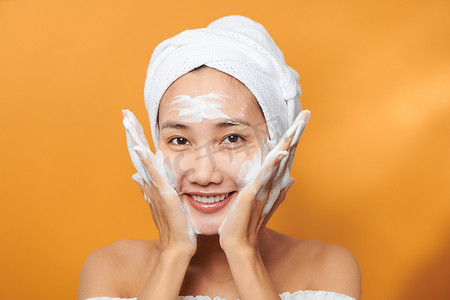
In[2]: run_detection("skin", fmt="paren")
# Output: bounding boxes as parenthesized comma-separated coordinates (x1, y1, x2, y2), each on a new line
(157, 70, 272, 235)
(77, 67, 361, 300)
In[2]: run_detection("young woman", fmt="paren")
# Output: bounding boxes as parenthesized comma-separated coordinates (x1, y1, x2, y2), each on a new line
(78, 16, 361, 300)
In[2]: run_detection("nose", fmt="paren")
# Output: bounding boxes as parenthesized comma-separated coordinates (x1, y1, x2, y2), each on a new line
(186, 150, 223, 186)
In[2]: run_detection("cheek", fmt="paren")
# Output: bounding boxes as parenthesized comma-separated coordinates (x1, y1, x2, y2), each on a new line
(158, 149, 197, 184)
(155, 147, 187, 192)
(158, 144, 267, 189)
(216, 147, 263, 186)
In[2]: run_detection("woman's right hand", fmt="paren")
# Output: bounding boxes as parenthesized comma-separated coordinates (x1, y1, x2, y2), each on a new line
(122, 109, 198, 258)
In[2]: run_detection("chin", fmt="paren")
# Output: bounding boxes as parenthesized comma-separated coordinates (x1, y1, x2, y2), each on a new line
(181, 192, 238, 235)
(189, 209, 228, 235)
(196, 224, 222, 235)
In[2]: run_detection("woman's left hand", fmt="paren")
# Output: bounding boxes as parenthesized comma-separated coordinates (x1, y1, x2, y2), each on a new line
(218, 110, 310, 253)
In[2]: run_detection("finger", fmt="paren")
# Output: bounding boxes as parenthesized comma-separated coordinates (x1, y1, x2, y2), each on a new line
(272, 116, 304, 189)
(122, 109, 150, 149)
(289, 111, 309, 149)
(181, 200, 200, 238)
(282, 110, 308, 143)
(130, 175, 160, 229)
(234, 152, 284, 225)
(134, 146, 170, 190)
(251, 170, 277, 218)
(123, 116, 145, 149)
(271, 177, 295, 215)
(256, 111, 307, 182)
(131, 172, 159, 209)
(232, 111, 309, 218)
(275, 109, 310, 153)
(260, 148, 296, 216)
(286, 146, 297, 172)
(251, 135, 294, 205)
(276, 147, 296, 186)
(261, 177, 295, 228)
(143, 182, 165, 234)
(131, 172, 145, 193)
(242, 150, 288, 200)
(123, 117, 153, 186)
(261, 110, 309, 188)
(122, 109, 147, 134)
(132, 172, 156, 205)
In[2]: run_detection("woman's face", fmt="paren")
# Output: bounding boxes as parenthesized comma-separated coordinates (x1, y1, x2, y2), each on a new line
(157, 67, 269, 235)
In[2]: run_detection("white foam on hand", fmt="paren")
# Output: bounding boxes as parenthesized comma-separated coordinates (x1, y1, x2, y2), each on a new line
(122, 109, 200, 239)
(234, 110, 310, 216)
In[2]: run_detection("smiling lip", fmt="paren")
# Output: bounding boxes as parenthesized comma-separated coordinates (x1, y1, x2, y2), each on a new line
(184, 192, 235, 214)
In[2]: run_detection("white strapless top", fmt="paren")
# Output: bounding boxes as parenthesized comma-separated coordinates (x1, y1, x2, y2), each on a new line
(86, 290, 355, 300)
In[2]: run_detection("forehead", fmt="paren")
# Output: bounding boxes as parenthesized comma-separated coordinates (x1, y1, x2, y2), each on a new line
(158, 67, 263, 122)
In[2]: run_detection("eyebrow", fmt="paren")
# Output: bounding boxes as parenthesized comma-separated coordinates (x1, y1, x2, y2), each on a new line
(160, 121, 190, 131)
(215, 118, 251, 128)
(160, 118, 251, 131)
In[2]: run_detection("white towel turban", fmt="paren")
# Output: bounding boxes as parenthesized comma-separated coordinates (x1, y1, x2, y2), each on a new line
(144, 15, 302, 149)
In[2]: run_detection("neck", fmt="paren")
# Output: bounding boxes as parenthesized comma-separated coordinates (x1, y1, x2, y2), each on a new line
(185, 234, 230, 282)
(191, 234, 227, 267)
(188, 229, 273, 277)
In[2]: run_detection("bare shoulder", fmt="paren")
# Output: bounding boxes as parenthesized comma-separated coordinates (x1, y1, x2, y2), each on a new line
(293, 239, 361, 300)
(264, 230, 361, 300)
(300, 239, 361, 299)
(78, 239, 159, 300)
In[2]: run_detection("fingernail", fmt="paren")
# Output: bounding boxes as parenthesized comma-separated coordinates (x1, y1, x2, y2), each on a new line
(305, 110, 311, 124)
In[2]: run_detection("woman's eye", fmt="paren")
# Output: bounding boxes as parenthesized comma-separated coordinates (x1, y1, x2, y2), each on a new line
(222, 135, 244, 144)
(169, 137, 190, 145)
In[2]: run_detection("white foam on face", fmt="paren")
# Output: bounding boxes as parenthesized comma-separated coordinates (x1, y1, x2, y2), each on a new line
(155, 148, 179, 192)
(236, 147, 263, 192)
(154, 148, 201, 236)
(169, 92, 233, 123)
(235, 133, 272, 192)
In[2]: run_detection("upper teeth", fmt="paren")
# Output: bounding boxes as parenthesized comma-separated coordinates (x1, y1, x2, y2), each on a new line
(191, 193, 229, 204)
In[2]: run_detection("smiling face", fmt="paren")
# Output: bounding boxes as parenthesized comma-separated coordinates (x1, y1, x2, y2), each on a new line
(157, 67, 269, 235)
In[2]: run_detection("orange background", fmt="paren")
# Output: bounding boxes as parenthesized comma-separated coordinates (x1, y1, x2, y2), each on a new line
(1, 0, 449, 299)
